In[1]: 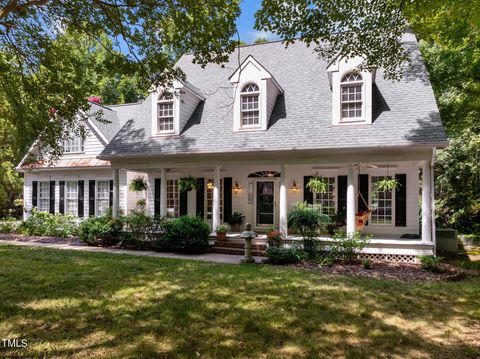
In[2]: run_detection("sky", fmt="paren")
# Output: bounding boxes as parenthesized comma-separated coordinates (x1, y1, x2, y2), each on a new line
(236, 0, 280, 43)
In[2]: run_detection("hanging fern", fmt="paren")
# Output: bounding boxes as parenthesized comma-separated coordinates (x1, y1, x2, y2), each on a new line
(178, 176, 198, 193)
(129, 177, 148, 192)
(375, 177, 400, 192)
(306, 176, 329, 193)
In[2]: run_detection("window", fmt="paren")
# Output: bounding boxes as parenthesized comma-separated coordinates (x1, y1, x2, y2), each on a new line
(38, 181, 50, 212)
(206, 179, 223, 220)
(341, 72, 363, 120)
(240, 83, 260, 127)
(97, 180, 110, 216)
(313, 177, 336, 217)
(371, 176, 393, 224)
(63, 135, 84, 153)
(157, 94, 174, 133)
(167, 179, 179, 218)
(66, 181, 78, 215)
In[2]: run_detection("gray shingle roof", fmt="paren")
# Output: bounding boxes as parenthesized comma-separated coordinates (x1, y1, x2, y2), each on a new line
(98, 34, 447, 159)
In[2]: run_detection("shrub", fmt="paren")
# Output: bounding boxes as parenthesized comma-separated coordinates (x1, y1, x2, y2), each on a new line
(266, 226, 282, 247)
(287, 202, 329, 257)
(265, 247, 301, 264)
(362, 259, 372, 269)
(159, 216, 210, 253)
(228, 211, 245, 227)
(78, 215, 122, 246)
(458, 260, 480, 270)
(19, 209, 78, 237)
(330, 231, 370, 264)
(419, 255, 443, 272)
(317, 255, 334, 267)
(0, 218, 20, 234)
(123, 211, 167, 249)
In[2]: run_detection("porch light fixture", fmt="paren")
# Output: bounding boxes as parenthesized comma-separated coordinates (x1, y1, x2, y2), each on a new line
(207, 180, 214, 190)
(233, 181, 240, 194)
(291, 180, 299, 193)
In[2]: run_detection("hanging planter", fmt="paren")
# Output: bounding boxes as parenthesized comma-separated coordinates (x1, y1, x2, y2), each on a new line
(306, 176, 329, 193)
(178, 176, 198, 193)
(375, 177, 400, 192)
(129, 176, 148, 192)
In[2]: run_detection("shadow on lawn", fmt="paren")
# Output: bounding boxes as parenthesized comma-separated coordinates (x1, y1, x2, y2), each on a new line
(0, 246, 478, 358)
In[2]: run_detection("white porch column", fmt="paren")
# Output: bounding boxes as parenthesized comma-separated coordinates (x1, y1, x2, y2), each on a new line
(212, 166, 221, 231)
(279, 165, 288, 238)
(421, 160, 433, 242)
(112, 168, 120, 218)
(160, 168, 167, 216)
(346, 164, 356, 235)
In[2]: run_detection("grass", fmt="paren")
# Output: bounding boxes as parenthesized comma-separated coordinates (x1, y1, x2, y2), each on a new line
(0, 246, 479, 358)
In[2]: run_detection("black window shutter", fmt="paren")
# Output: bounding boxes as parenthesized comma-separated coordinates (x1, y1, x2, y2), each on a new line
(223, 177, 233, 223)
(89, 180, 95, 216)
(32, 181, 38, 208)
(358, 174, 369, 212)
(154, 178, 161, 216)
(109, 180, 113, 208)
(59, 181, 65, 214)
(78, 180, 84, 217)
(303, 176, 313, 204)
(395, 174, 407, 227)
(179, 189, 188, 216)
(196, 178, 205, 218)
(337, 175, 347, 215)
(49, 181, 55, 214)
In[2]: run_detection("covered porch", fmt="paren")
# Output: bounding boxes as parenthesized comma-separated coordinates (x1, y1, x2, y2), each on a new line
(108, 146, 437, 258)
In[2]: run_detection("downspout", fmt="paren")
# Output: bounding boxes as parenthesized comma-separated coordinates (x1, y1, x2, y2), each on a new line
(431, 147, 437, 255)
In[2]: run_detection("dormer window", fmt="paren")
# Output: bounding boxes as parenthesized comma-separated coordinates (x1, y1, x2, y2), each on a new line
(240, 83, 260, 128)
(63, 135, 84, 153)
(341, 72, 363, 121)
(157, 94, 174, 133)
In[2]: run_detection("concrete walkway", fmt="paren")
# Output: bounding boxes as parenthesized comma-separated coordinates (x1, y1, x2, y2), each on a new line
(0, 240, 262, 264)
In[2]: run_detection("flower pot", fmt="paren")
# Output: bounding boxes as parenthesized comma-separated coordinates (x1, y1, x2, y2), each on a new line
(231, 224, 242, 232)
(217, 232, 227, 241)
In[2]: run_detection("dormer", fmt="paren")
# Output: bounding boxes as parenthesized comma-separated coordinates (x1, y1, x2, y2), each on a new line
(151, 79, 204, 136)
(327, 56, 376, 125)
(229, 55, 283, 132)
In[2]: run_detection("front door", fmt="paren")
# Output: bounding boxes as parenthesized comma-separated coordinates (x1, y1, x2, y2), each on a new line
(256, 181, 275, 226)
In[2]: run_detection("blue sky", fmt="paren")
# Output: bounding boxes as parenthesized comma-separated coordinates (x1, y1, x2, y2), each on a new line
(237, 0, 280, 43)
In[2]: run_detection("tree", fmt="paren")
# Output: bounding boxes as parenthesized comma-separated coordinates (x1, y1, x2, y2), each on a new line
(254, 37, 268, 44)
(0, 0, 240, 158)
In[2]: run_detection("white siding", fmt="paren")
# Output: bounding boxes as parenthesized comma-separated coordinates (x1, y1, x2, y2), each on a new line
(266, 78, 280, 126)
(23, 169, 129, 219)
(61, 127, 105, 160)
(179, 89, 201, 133)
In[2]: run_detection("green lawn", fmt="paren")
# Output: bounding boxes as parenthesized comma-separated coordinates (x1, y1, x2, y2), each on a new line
(0, 245, 479, 358)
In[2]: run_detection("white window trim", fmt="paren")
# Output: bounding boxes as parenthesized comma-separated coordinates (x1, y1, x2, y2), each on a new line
(340, 74, 364, 123)
(240, 83, 261, 129)
(313, 176, 336, 217)
(156, 97, 175, 135)
(369, 174, 396, 226)
(96, 180, 110, 216)
(65, 181, 78, 216)
(38, 181, 50, 213)
(63, 136, 85, 154)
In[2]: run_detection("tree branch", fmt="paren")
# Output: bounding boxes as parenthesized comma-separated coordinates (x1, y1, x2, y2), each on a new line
(0, 0, 49, 20)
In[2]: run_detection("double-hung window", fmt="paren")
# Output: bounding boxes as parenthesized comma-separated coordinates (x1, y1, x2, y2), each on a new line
(38, 181, 50, 212)
(240, 83, 260, 127)
(313, 177, 336, 217)
(167, 179, 179, 218)
(65, 181, 78, 215)
(157, 94, 174, 133)
(371, 176, 393, 224)
(64, 135, 84, 153)
(97, 180, 110, 216)
(341, 72, 363, 121)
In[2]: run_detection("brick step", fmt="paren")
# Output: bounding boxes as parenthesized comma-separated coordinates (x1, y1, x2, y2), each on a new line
(208, 246, 266, 257)
(213, 241, 267, 251)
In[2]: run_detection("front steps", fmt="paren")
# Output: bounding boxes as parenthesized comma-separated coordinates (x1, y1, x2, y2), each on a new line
(208, 239, 267, 257)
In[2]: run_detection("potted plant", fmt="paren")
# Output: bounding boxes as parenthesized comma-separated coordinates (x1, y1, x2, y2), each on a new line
(228, 211, 245, 232)
(216, 224, 228, 241)
(374, 177, 400, 191)
(129, 176, 148, 192)
(306, 176, 328, 193)
(266, 226, 282, 247)
(178, 176, 198, 193)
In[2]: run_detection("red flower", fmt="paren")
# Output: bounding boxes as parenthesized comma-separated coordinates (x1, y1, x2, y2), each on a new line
(88, 96, 103, 104)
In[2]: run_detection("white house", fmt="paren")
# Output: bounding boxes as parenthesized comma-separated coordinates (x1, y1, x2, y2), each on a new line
(17, 32, 448, 261)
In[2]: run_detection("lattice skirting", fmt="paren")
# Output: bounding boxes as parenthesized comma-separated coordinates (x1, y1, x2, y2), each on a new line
(315, 251, 418, 263)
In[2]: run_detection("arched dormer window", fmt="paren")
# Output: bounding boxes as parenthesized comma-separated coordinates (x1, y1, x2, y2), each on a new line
(341, 72, 363, 121)
(240, 83, 260, 127)
(157, 94, 174, 133)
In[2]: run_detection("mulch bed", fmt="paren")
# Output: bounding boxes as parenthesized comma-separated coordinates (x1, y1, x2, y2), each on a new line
(293, 260, 468, 281)
(0, 233, 81, 245)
